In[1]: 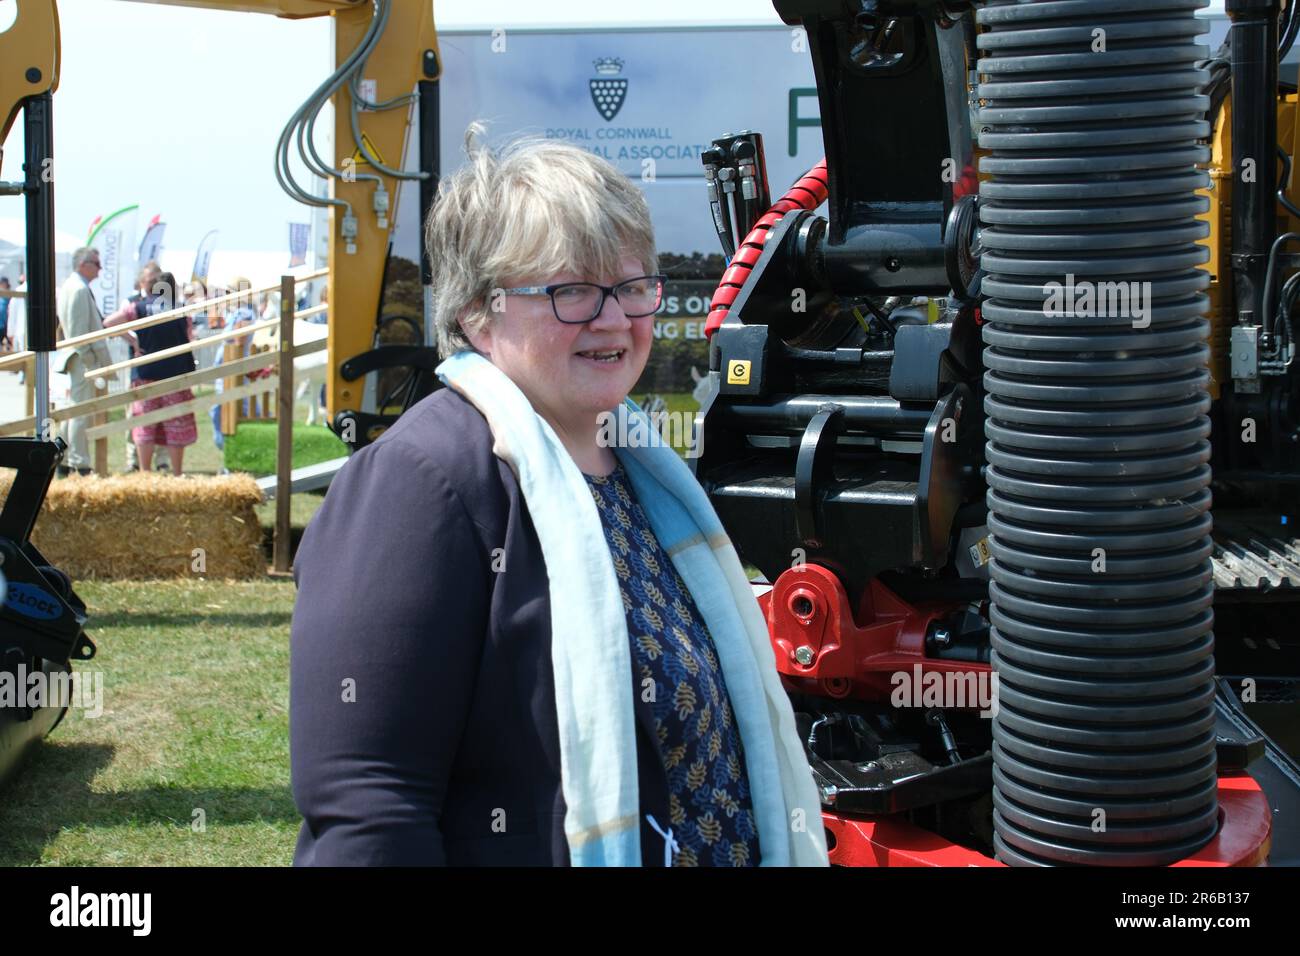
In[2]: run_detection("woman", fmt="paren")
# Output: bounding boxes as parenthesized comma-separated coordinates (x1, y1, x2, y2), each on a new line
(103, 272, 198, 474)
(183, 279, 219, 371)
(206, 277, 262, 453)
(0, 276, 11, 351)
(289, 124, 827, 867)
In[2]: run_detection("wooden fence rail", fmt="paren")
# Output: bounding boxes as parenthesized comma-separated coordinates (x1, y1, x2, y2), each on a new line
(0, 272, 327, 571)
(0, 343, 323, 437)
(0, 267, 325, 373)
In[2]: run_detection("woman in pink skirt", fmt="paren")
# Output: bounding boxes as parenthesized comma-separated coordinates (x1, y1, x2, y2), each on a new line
(104, 272, 198, 474)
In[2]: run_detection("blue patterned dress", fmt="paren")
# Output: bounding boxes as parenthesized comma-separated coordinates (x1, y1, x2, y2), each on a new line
(583, 460, 761, 867)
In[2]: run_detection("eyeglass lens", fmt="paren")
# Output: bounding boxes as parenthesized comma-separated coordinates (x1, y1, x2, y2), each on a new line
(553, 277, 662, 322)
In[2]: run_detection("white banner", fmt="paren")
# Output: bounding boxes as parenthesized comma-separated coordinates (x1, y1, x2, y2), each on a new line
(192, 229, 219, 283)
(86, 205, 139, 318)
(138, 217, 166, 269)
(436, 25, 823, 257)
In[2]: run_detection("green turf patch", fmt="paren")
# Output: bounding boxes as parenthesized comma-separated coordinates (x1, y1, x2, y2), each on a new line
(0, 580, 299, 866)
(223, 422, 346, 477)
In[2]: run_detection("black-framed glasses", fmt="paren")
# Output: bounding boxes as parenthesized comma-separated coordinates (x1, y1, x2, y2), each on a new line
(500, 274, 667, 324)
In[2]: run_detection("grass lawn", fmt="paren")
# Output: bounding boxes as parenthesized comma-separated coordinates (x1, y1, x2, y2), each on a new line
(0, 579, 299, 866)
(224, 421, 347, 478)
(254, 491, 326, 531)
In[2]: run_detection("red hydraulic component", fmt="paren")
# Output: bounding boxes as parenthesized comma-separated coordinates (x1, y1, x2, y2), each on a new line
(704, 159, 830, 339)
(759, 563, 989, 702)
(761, 565, 1274, 865)
(821, 774, 1272, 867)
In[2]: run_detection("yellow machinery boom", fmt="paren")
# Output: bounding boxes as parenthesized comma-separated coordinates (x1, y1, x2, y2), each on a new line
(2, 0, 441, 437)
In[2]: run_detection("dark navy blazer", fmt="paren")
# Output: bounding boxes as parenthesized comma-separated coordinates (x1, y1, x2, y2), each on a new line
(290, 386, 673, 865)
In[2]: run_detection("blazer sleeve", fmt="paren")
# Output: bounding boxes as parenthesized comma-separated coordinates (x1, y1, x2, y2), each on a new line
(68, 286, 103, 368)
(88, 297, 115, 369)
(290, 435, 490, 865)
(54, 285, 111, 372)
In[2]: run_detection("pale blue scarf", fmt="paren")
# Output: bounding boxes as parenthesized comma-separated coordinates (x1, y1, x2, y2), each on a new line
(435, 349, 827, 867)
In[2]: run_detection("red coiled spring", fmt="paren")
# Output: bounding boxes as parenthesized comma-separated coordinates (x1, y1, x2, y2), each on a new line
(704, 159, 829, 339)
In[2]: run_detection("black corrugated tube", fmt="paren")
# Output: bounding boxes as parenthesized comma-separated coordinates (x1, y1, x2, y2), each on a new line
(975, 0, 1219, 865)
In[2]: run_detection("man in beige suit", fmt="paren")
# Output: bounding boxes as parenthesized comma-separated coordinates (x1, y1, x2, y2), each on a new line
(56, 247, 114, 475)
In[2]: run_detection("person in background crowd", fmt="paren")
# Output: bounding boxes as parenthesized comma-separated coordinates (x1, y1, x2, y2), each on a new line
(0, 276, 12, 351)
(56, 247, 114, 477)
(185, 279, 221, 369)
(210, 276, 260, 453)
(306, 284, 328, 325)
(122, 261, 164, 472)
(129, 262, 161, 305)
(103, 272, 197, 475)
(9, 273, 26, 372)
(262, 291, 280, 323)
(305, 284, 328, 410)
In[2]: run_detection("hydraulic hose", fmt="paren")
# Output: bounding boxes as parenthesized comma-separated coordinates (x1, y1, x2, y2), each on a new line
(704, 160, 829, 338)
(976, 0, 1219, 866)
(275, 0, 389, 214)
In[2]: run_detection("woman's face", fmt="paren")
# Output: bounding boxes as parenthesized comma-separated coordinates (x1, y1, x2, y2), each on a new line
(466, 252, 655, 433)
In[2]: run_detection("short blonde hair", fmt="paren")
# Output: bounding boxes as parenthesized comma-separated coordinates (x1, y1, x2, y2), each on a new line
(137, 260, 162, 286)
(426, 121, 657, 358)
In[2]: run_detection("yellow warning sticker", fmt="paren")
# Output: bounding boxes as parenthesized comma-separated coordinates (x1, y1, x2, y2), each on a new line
(350, 131, 386, 167)
(726, 359, 751, 385)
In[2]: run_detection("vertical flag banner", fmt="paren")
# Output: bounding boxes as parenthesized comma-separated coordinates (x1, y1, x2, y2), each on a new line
(137, 215, 166, 269)
(86, 204, 140, 317)
(288, 222, 310, 268)
(192, 229, 219, 284)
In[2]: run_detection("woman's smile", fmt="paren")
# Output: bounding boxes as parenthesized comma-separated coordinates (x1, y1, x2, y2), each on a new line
(574, 347, 628, 367)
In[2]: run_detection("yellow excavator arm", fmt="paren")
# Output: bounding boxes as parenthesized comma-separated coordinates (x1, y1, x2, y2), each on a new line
(1, 0, 441, 438)
(0, 0, 59, 144)
(120, 0, 356, 16)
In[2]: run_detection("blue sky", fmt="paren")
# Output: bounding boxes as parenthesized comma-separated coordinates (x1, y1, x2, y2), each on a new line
(0, 0, 333, 252)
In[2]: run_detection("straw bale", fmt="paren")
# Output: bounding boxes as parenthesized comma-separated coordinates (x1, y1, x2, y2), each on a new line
(0, 472, 266, 579)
